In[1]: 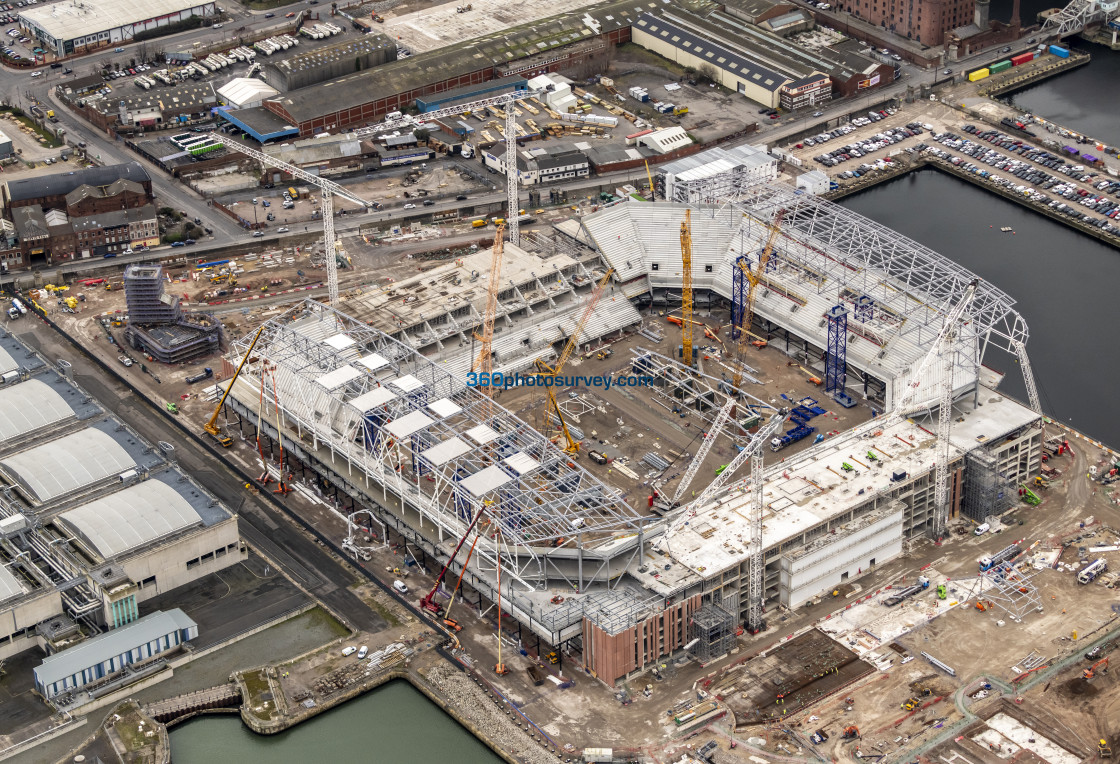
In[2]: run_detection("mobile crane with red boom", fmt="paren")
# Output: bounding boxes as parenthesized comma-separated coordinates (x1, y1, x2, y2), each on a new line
(418, 508, 488, 617)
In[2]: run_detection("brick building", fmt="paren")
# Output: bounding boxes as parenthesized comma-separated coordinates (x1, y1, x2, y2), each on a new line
(833, 0, 975, 45)
(1, 163, 157, 267)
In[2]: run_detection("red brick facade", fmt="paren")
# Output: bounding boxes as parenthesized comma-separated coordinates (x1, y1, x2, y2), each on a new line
(582, 593, 702, 686)
(834, 0, 974, 45)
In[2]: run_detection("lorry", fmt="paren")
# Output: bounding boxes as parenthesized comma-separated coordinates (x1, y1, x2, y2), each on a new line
(883, 576, 930, 607)
(1078, 558, 1108, 584)
(186, 367, 214, 384)
(8, 298, 27, 319)
(979, 543, 1022, 571)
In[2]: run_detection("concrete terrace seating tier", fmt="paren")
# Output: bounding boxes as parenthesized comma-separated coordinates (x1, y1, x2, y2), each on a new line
(580, 200, 983, 406)
(434, 297, 642, 381)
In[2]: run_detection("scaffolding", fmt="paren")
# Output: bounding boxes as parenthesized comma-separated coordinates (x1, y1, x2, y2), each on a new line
(961, 449, 1016, 523)
(825, 304, 848, 402)
(689, 601, 736, 664)
(981, 561, 1044, 622)
(123, 264, 222, 363)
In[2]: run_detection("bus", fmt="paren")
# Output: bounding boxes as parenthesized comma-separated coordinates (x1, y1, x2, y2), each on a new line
(169, 132, 193, 143)
(175, 136, 211, 150)
(1078, 558, 1108, 584)
(189, 141, 222, 157)
(288, 186, 298, 200)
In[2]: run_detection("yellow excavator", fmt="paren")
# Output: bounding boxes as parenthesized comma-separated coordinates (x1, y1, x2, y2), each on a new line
(204, 325, 265, 447)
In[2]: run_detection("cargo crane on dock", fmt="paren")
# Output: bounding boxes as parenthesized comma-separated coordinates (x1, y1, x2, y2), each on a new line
(204, 325, 265, 447)
(208, 138, 376, 308)
(533, 268, 613, 454)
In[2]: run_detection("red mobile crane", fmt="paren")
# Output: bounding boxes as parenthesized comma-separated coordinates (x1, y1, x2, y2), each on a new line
(418, 508, 489, 616)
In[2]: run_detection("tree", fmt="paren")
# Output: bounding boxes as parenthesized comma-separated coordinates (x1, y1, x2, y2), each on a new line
(697, 63, 719, 85)
(414, 128, 430, 143)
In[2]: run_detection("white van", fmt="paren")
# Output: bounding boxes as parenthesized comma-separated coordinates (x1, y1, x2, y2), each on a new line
(393, 580, 408, 594)
(974, 523, 990, 536)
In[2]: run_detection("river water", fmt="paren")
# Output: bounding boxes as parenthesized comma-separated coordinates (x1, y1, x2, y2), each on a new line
(169, 680, 502, 763)
(842, 167, 1119, 444)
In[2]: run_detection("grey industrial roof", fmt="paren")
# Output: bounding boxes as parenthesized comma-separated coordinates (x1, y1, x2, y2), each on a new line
(0, 427, 137, 502)
(12, 206, 50, 239)
(57, 479, 204, 559)
(0, 378, 76, 442)
(273, 0, 666, 123)
(19, 0, 209, 41)
(34, 608, 197, 688)
(97, 82, 218, 116)
(634, 14, 786, 92)
(6, 163, 150, 203)
(0, 332, 46, 374)
(71, 205, 157, 234)
(0, 565, 24, 604)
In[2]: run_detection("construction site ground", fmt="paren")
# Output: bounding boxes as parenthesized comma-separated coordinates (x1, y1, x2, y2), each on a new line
(496, 312, 877, 509)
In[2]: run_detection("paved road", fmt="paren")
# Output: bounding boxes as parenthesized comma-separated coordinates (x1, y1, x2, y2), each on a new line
(11, 317, 390, 635)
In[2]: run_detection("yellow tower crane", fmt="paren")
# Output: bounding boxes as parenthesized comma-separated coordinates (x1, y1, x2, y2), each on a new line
(733, 209, 783, 391)
(474, 223, 506, 415)
(680, 209, 694, 367)
(535, 268, 614, 453)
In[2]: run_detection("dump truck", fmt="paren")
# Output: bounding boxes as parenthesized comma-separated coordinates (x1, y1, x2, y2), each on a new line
(186, 367, 214, 384)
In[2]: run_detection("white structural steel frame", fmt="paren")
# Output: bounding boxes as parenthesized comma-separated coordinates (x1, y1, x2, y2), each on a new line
(225, 299, 645, 594)
(678, 177, 1040, 414)
(1041, 0, 1115, 36)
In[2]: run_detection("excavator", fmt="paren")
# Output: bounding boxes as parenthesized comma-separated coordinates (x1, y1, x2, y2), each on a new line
(204, 325, 265, 447)
(1083, 656, 1109, 680)
(841, 726, 861, 740)
(1100, 738, 1112, 758)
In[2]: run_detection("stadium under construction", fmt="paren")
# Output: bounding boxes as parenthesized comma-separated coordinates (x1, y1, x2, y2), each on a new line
(214, 178, 1043, 686)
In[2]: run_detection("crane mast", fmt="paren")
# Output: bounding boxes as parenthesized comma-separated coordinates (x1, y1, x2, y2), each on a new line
(680, 210, 694, 366)
(733, 211, 782, 390)
(476, 223, 506, 412)
(535, 268, 614, 453)
(211, 138, 373, 308)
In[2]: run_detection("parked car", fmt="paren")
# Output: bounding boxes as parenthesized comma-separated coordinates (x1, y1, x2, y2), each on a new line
(170, 241, 185, 247)
(341, 646, 357, 656)
(118, 355, 133, 367)
(276, 226, 289, 233)
(252, 231, 264, 237)
(357, 645, 368, 659)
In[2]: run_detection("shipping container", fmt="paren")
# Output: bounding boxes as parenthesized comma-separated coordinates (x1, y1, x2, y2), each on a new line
(990, 60, 1012, 73)
(968, 68, 990, 82)
(1048, 44, 1070, 58)
(1011, 52, 1034, 66)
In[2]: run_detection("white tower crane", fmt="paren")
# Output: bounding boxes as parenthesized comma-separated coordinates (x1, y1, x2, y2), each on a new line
(658, 411, 787, 633)
(354, 89, 543, 247)
(212, 137, 375, 307)
(890, 279, 980, 538)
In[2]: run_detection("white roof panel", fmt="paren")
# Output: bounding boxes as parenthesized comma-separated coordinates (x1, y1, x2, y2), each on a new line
(323, 333, 356, 350)
(420, 437, 472, 467)
(0, 345, 16, 375)
(389, 374, 425, 393)
(385, 410, 434, 438)
(20, 0, 211, 41)
(0, 428, 136, 503)
(502, 452, 540, 476)
(0, 378, 76, 442)
(356, 352, 390, 371)
(349, 387, 397, 411)
(464, 424, 500, 445)
(57, 480, 204, 559)
(0, 564, 23, 604)
(460, 464, 513, 497)
(426, 398, 462, 419)
(316, 365, 362, 390)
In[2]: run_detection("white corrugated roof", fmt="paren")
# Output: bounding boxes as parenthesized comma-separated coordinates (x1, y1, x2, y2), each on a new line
(349, 386, 397, 411)
(389, 375, 424, 393)
(0, 428, 136, 502)
(0, 345, 16, 375)
(502, 452, 540, 476)
(426, 398, 461, 419)
(385, 410, 434, 438)
(356, 352, 389, 371)
(316, 365, 362, 390)
(0, 565, 24, 604)
(420, 437, 472, 466)
(322, 333, 356, 351)
(20, 0, 211, 41)
(57, 480, 203, 559)
(217, 77, 280, 107)
(463, 424, 500, 445)
(0, 378, 75, 442)
(460, 464, 513, 497)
